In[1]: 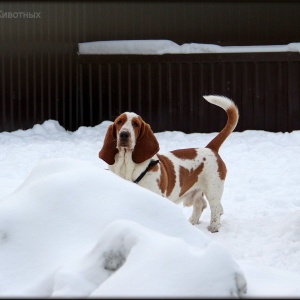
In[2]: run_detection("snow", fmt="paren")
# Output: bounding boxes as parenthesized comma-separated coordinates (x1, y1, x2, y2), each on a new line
(0, 116, 300, 297)
(78, 39, 180, 55)
(78, 39, 300, 54)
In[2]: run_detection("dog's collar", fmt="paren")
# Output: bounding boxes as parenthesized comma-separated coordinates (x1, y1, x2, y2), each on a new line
(133, 159, 160, 184)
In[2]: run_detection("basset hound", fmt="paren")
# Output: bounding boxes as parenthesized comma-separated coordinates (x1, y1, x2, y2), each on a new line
(99, 95, 239, 232)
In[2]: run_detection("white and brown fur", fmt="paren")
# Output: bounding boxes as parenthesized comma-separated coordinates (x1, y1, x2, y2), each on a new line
(99, 95, 239, 232)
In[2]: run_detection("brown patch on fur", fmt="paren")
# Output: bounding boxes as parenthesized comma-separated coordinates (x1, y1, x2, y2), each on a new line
(171, 148, 197, 160)
(179, 163, 204, 197)
(215, 152, 227, 180)
(156, 164, 167, 195)
(157, 154, 176, 197)
(114, 114, 128, 133)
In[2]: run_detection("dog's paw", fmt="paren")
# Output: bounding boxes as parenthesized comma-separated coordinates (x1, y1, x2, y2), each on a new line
(189, 216, 200, 225)
(207, 225, 219, 233)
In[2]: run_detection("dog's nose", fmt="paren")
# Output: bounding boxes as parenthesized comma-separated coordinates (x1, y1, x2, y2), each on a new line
(120, 131, 130, 139)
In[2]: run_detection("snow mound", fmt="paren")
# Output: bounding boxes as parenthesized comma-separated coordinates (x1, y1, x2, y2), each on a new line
(52, 220, 246, 298)
(0, 158, 246, 297)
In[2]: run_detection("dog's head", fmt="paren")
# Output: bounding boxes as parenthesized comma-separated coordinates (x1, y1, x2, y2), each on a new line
(99, 112, 160, 165)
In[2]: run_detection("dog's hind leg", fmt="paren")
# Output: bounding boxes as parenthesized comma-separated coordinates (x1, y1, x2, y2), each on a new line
(188, 192, 207, 225)
(205, 182, 224, 233)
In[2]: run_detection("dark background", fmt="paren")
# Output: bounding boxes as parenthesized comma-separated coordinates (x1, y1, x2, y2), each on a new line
(1, 0, 300, 132)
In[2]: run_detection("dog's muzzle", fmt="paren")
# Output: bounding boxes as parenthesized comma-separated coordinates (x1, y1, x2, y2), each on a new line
(119, 130, 131, 148)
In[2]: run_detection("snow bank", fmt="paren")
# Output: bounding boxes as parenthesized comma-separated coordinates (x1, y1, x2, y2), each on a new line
(0, 158, 246, 297)
(78, 39, 300, 54)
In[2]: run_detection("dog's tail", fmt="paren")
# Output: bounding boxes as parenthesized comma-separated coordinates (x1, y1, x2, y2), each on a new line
(203, 95, 239, 153)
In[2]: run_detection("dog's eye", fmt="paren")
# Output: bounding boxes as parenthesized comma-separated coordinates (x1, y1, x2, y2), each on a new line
(132, 121, 139, 127)
(117, 120, 122, 125)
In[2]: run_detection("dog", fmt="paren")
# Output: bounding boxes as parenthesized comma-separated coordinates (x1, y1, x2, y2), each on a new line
(99, 95, 239, 232)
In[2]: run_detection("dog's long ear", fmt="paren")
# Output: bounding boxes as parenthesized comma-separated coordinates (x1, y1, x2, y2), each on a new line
(132, 120, 160, 164)
(99, 124, 118, 165)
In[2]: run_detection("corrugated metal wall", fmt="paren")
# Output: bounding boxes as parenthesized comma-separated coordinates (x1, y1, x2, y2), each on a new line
(1, 1, 300, 132)
(78, 52, 300, 133)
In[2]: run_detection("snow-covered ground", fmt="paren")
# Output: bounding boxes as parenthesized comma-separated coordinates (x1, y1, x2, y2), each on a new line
(0, 114, 300, 297)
